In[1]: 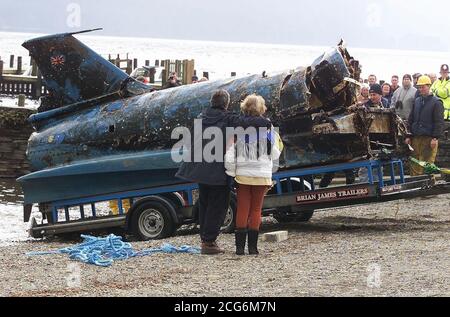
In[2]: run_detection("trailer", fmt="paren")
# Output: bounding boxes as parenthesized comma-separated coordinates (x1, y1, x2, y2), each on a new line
(25, 159, 450, 240)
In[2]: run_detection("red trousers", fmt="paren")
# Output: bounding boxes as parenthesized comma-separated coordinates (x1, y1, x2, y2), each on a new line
(236, 184, 268, 231)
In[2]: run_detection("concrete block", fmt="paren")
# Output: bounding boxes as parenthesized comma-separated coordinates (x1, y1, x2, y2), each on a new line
(262, 231, 289, 243)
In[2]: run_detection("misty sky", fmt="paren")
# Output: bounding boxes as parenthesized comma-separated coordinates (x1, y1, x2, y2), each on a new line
(0, 0, 449, 51)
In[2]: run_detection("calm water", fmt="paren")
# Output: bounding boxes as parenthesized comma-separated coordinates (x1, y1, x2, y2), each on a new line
(1, 31, 449, 81)
(0, 179, 36, 244)
(1, 31, 449, 243)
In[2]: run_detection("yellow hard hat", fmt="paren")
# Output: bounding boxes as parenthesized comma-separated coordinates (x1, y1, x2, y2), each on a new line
(417, 75, 432, 86)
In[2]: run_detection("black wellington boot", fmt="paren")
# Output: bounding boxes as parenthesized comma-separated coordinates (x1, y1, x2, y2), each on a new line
(235, 229, 247, 256)
(248, 230, 260, 255)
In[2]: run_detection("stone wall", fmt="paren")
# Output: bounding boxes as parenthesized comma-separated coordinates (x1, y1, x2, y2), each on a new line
(0, 106, 35, 178)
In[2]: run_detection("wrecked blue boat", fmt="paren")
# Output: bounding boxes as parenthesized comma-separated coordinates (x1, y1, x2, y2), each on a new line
(17, 30, 409, 205)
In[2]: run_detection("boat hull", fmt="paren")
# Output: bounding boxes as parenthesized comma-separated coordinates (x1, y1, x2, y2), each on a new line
(18, 151, 182, 204)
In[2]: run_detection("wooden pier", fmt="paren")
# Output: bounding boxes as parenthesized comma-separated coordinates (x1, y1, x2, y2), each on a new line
(0, 56, 47, 99)
(107, 54, 196, 86)
(0, 52, 243, 103)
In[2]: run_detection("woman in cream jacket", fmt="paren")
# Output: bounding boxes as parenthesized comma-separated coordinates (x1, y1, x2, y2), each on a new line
(225, 94, 283, 255)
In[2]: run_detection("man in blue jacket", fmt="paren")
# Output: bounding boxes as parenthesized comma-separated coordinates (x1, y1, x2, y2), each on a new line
(176, 90, 271, 255)
(405, 76, 445, 176)
(364, 84, 390, 109)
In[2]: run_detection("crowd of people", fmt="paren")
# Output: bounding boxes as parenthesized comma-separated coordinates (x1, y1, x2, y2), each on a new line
(357, 64, 449, 176)
(172, 63, 449, 256)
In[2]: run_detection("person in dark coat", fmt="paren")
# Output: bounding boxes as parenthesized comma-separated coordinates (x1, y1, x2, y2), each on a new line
(365, 84, 390, 109)
(176, 89, 271, 255)
(358, 83, 389, 182)
(405, 75, 445, 176)
(163, 72, 182, 89)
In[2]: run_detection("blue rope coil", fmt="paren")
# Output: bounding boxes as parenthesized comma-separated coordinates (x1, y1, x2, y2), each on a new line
(27, 234, 200, 267)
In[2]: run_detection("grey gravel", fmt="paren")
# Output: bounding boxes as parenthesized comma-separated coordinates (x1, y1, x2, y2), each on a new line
(0, 194, 449, 297)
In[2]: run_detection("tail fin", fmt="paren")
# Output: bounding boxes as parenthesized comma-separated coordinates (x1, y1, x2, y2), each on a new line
(22, 29, 144, 110)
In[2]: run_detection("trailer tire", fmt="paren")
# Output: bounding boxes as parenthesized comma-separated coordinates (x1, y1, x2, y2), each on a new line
(160, 192, 185, 229)
(131, 201, 175, 240)
(192, 195, 236, 234)
(221, 198, 237, 234)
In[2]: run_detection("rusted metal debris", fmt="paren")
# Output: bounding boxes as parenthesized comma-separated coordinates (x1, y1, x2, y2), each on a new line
(17, 32, 411, 203)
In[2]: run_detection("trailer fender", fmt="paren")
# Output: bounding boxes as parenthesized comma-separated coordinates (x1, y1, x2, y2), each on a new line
(160, 192, 185, 210)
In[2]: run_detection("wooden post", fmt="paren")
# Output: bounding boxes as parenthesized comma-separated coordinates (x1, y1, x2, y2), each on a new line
(175, 60, 181, 80)
(189, 60, 195, 83)
(203, 72, 209, 79)
(9, 55, 14, 68)
(182, 60, 188, 84)
(162, 69, 167, 86)
(183, 60, 195, 85)
(155, 60, 160, 67)
(18, 94, 26, 107)
(17, 56, 23, 74)
(149, 68, 155, 84)
(31, 59, 38, 76)
(145, 60, 150, 67)
(126, 60, 133, 74)
(34, 69, 43, 99)
(0, 60, 3, 79)
(164, 59, 171, 75)
(133, 58, 138, 70)
(115, 56, 121, 68)
(161, 60, 165, 67)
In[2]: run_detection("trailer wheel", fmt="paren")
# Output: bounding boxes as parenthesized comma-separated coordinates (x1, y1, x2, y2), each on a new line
(192, 197, 236, 234)
(221, 199, 237, 233)
(161, 192, 185, 229)
(131, 201, 175, 240)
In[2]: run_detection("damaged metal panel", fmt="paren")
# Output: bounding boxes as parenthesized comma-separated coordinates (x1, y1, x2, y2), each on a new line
(18, 31, 409, 204)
